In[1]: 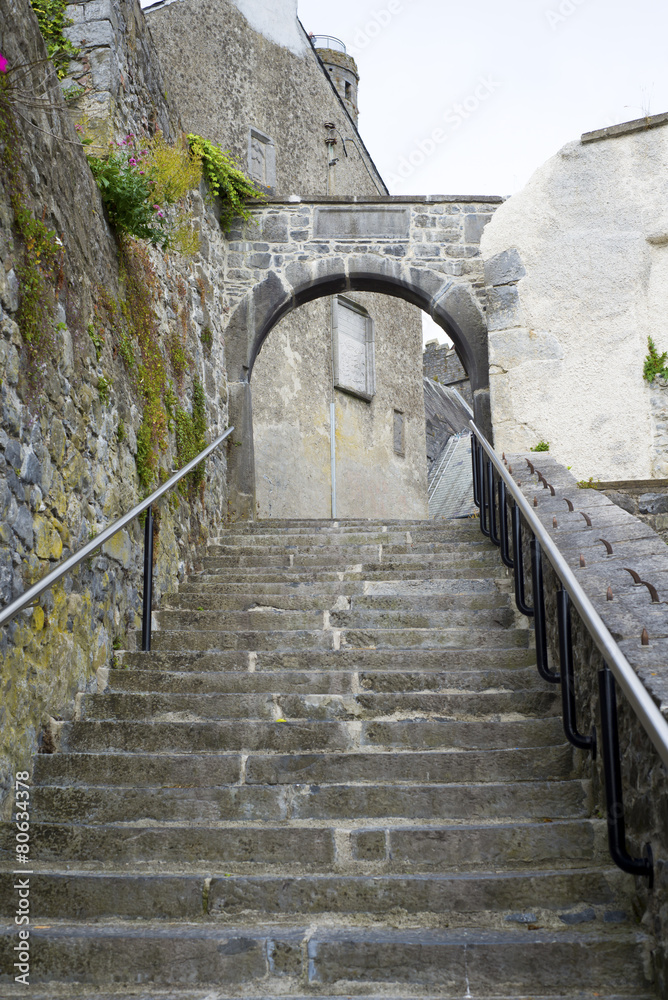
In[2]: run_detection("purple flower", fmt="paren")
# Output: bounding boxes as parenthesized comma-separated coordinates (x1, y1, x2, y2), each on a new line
(128, 157, 137, 165)
(0, 53, 8, 73)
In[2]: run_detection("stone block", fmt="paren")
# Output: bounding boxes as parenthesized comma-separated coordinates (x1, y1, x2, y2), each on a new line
(102, 529, 133, 569)
(639, 492, 668, 515)
(260, 214, 289, 242)
(484, 248, 526, 287)
(34, 515, 63, 561)
(314, 206, 410, 239)
(486, 285, 523, 331)
(464, 213, 492, 244)
(11, 505, 33, 547)
(65, 18, 115, 48)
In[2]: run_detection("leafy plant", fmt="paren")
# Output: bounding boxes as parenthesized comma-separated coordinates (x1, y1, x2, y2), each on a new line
(530, 441, 549, 452)
(97, 373, 112, 404)
(643, 336, 668, 383)
(87, 136, 169, 248)
(88, 322, 104, 360)
(187, 134, 265, 230)
(577, 477, 600, 489)
(29, 0, 80, 79)
(87, 133, 202, 253)
(175, 377, 207, 496)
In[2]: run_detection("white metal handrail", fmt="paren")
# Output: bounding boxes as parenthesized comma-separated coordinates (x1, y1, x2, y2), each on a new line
(0, 426, 234, 631)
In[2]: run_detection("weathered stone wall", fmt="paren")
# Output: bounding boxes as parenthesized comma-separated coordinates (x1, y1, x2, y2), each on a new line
(481, 118, 668, 481)
(253, 291, 428, 520)
(423, 339, 473, 407)
(145, 0, 386, 198)
(504, 452, 668, 992)
(0, 0, 232, 816)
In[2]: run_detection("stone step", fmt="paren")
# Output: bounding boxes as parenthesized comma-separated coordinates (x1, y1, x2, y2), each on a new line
(80, 689, 559, 722)
(202, 551, 500, 569)
(108, 665, 547, 695)
(54, 716, 566, 753)
(201, 555, 502, 571)
(27, 779, 588, 825)
(154, 607, 516, 632)
(208, 538, 490, 554)
(179, 578, 502, 595)
(0, 868, 627, 923)
(0, 819, 607, 869)
(115, 648, 538, 672)
(163, 591, 510, 611)
(153, 607, 516, 632)
(33, 745, 576, 789)
(0, 922, 648, 993)
(149, 626, 531, 653)
(190, 567, 508, 583)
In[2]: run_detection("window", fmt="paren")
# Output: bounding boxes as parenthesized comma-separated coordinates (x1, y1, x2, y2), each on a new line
(332, 297, 375, 401)
(345, 81, 352, 100)
(393, 410, 405, 456)
(247, 128, 276, 193)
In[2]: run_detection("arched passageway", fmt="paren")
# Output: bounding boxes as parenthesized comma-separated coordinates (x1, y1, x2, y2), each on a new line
(221, 198, 499, 517)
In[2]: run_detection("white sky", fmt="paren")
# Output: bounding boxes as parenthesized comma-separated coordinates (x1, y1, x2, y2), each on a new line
(298, 0, 668, 345)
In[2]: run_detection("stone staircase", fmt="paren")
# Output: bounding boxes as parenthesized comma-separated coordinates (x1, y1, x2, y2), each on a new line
(0, 518, 656, 998)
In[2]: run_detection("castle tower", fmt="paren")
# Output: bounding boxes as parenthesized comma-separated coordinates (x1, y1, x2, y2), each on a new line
(312, 35, 360, 125)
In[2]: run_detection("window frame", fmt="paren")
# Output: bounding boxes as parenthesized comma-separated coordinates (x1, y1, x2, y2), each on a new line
(332, 296, 376, 402)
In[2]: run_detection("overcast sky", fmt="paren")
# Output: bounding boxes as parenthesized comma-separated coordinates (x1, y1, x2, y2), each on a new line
(297, 0, 668, 342)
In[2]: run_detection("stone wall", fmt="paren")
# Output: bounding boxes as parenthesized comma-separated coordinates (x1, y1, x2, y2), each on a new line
(423, 339, 473, 407)
(504, 452, 668, 993)
(481, 117, 668, 481)
(0, 0, 232, 816)
(253, 292, 428, 520)
(145, 0, 386, 198)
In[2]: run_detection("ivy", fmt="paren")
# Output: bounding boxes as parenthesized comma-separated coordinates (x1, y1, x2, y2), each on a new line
(643, 336, 668, 383)
(29, 0, 80, 80)
(187, 134, 265, 230)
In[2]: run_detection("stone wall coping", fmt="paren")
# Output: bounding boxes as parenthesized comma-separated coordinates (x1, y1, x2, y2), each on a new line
(581, 110, 668, 144)
(506, 452, 668, 721)
(250, 195, 505, 205)
(591, 479, 668, 492)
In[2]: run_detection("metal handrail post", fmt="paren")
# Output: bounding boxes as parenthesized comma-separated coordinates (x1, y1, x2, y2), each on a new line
(141, 506, 154, 652)
(0, 426, 234, 630)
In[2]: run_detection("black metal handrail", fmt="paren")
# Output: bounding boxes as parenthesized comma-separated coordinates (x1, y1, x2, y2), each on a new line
(0, 426, 234, 651)
(470, 424, 665, 887)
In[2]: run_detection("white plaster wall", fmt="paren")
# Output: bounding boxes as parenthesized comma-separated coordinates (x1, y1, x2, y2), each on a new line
(229, 0, 309, 56)
(480, 126, 668, 481)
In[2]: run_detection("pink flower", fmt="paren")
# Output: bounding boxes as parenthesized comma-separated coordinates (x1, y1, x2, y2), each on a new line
(153, 204, 161, 211)
(0, 53, 8, 73)
(128, 157, 137, 165)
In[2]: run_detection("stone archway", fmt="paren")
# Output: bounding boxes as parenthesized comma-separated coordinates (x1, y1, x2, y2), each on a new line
(221, 197, 500, 517)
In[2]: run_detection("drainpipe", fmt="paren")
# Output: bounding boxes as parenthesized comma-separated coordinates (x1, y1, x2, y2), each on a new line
(330, 401, 337, 518)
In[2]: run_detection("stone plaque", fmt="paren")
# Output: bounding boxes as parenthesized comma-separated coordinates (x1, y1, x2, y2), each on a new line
(315, 206, 410, 239)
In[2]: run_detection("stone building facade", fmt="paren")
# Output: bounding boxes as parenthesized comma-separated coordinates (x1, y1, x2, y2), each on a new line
(146, 0, 429, 520)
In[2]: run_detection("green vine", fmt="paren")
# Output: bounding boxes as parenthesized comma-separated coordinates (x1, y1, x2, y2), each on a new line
(187, 134, 266, 230)
(29, 0, 80, 80)
(643, 336, 668, 383)
(175, 377, 207, 497)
